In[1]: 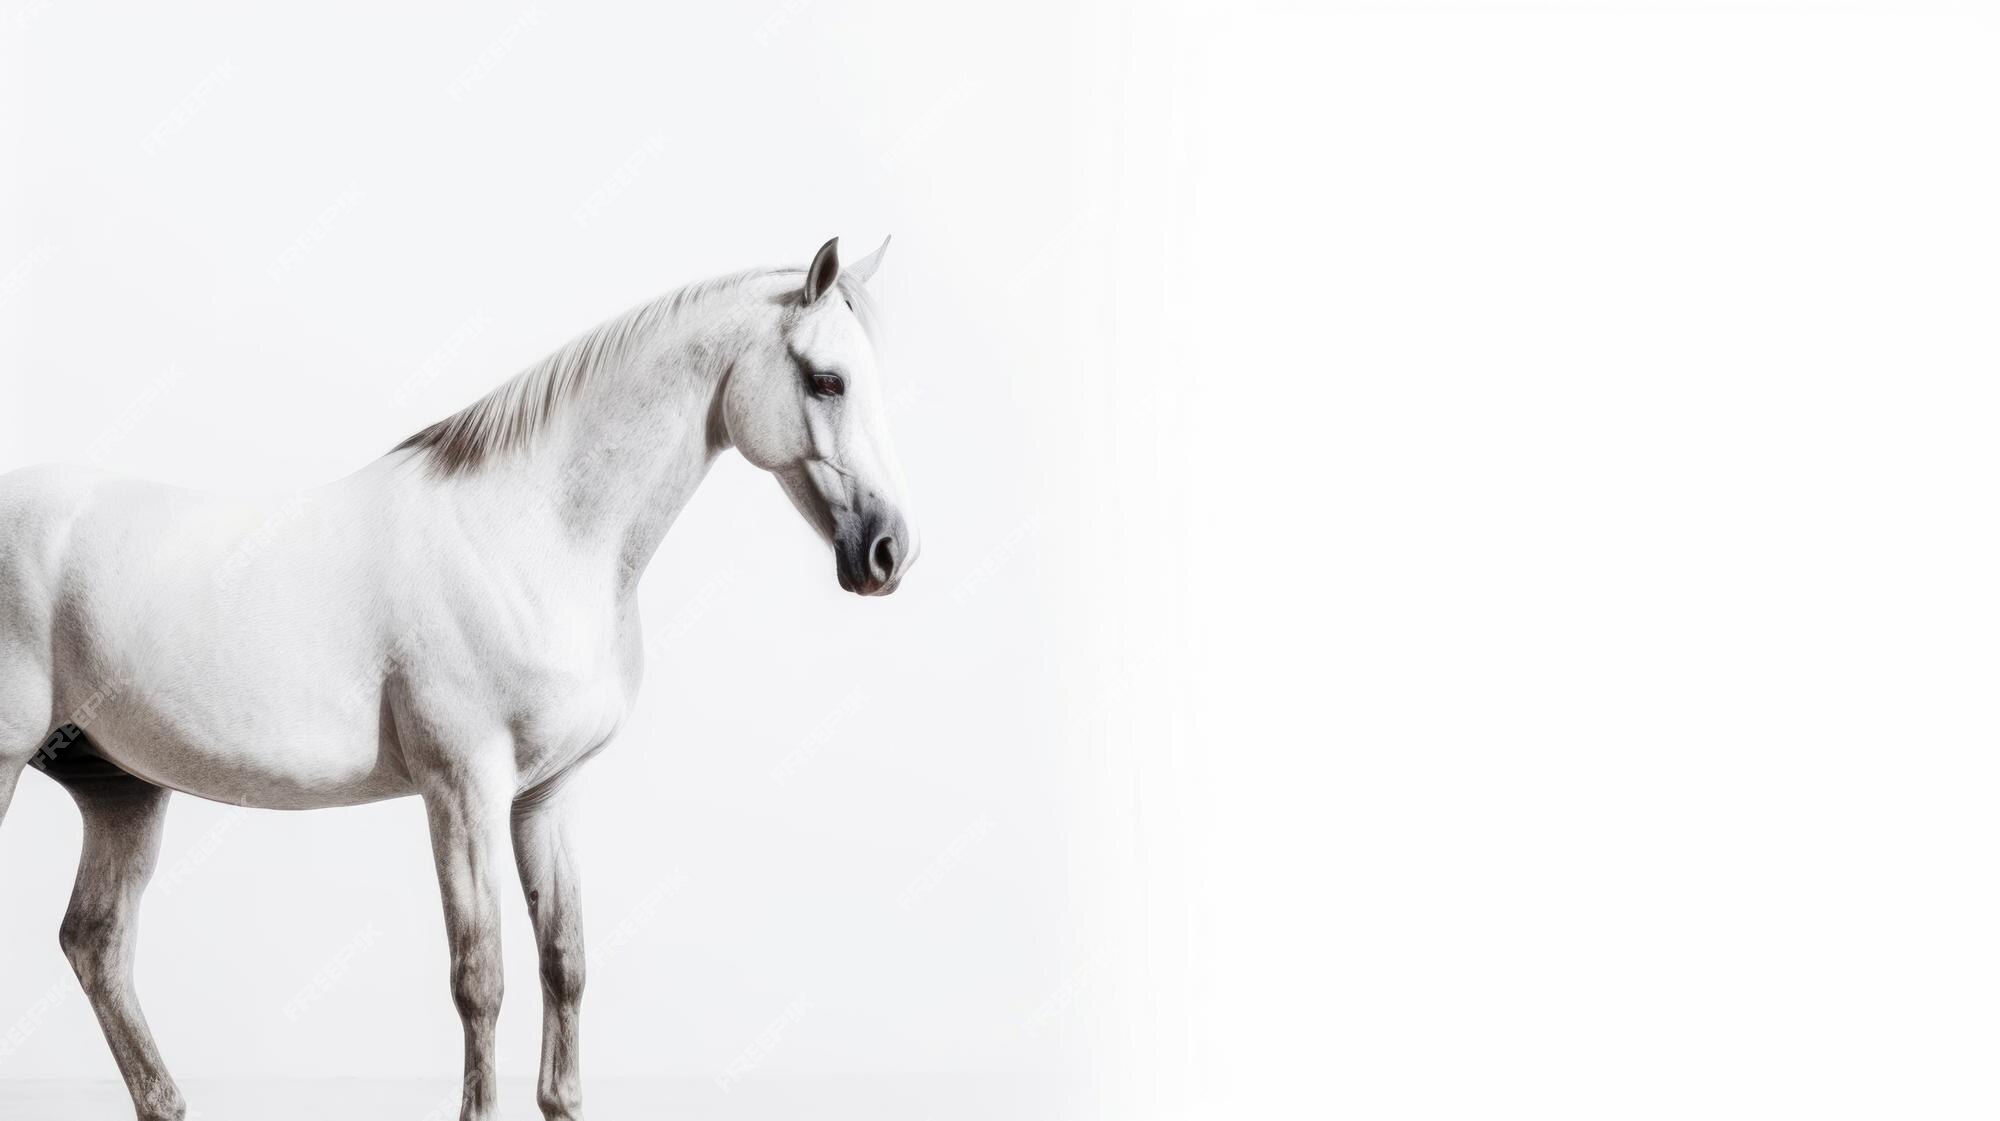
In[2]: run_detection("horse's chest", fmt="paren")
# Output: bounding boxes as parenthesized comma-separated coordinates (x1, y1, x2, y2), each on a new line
(509, 668, 629, 774)
(492, 619, 643, 784)
(397, 574, 643, 786)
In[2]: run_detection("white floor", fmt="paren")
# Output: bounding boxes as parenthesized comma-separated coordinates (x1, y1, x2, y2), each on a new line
(0, 1074, 1089, 1120)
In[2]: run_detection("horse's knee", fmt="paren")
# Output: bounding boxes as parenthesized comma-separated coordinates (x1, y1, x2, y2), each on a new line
(451, 952, 504, 1023)
(538, 941, 584, 1007)
(58, 909, 115, 983)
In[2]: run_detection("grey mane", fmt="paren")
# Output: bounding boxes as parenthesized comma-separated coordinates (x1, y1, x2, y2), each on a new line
(395, 268, 878, 476)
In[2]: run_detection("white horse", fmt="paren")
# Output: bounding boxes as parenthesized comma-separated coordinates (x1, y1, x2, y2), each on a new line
(0, 237, 915, 1121)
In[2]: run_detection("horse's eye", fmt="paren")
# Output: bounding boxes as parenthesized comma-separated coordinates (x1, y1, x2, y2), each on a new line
(811, 373, 846, 398)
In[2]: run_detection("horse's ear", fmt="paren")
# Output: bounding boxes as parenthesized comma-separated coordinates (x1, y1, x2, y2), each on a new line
(803, 237, 840, 304)
(848, 235, 891, 284)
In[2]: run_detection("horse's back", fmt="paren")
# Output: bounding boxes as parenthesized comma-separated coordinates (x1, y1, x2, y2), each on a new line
(0, 462, 105, 559)
(0, 462, 264, 648)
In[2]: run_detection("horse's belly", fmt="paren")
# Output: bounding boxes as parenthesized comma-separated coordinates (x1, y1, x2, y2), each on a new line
(77, 696, 412, 809)
(53, 584, 410, 807)
(61, 607, 412, 808)
(45, 478, 416, 809)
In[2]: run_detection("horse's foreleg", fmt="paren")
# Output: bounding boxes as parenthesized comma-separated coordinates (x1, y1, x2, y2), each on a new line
(59, 772, 184, 1121)
(513, 782, 586, 1121)
(423, 772, 514, 1121)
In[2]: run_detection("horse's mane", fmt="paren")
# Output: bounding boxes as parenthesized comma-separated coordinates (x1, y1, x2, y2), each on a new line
(394, 267, 879, 476)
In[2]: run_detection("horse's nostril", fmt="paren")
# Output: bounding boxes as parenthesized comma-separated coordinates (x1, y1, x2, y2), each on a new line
(870, 535, 898, 580)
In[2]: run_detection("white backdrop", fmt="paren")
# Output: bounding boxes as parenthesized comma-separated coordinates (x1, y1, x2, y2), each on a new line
(0, 0, 1117, 1094)
(4, 1, 2000, 1119)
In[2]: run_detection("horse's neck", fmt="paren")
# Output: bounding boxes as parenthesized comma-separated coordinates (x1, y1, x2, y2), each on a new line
(414, 308, 740, 591)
